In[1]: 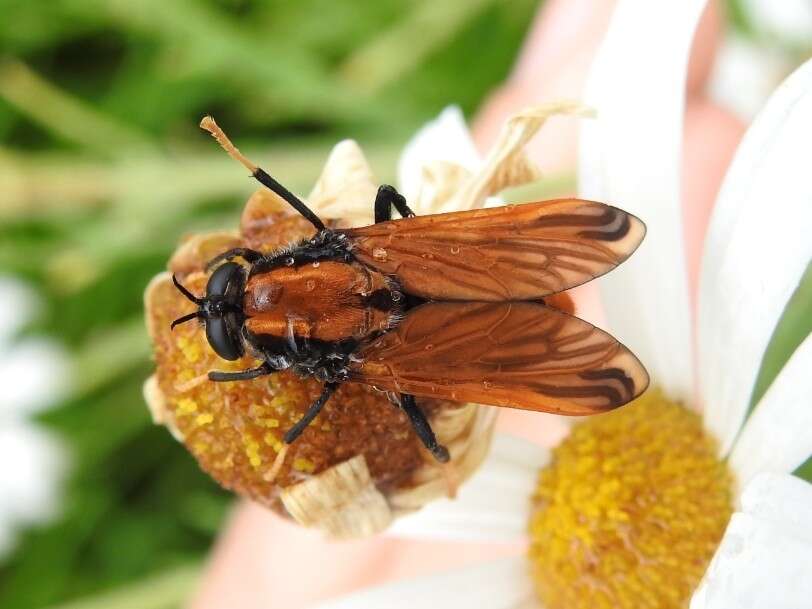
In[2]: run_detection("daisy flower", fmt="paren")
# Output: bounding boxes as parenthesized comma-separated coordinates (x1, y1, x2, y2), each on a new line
(309, 3, 812, 608)
(0, 277, 67, 558)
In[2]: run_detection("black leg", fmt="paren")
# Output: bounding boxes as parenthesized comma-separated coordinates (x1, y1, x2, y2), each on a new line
(374, 184, 416, 223)
(208, 362, 273, 382)
(205, 247, 263, 271)
(284, 382, 339, 444)
(399, 394, 450, 462)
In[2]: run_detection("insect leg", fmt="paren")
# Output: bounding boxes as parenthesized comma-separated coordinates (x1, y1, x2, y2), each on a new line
(399, 394, 450, 462)
(200, 116, 325, 232)
(374, 184, 416, 223)
(284, 382, 339, 444)
(208, 362, 273, 382)
(205, 247, 263, 271)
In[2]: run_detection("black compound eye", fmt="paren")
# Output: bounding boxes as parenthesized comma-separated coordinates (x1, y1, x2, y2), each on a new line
(205, 315, 244, 361)
(207, 261, 241, 299)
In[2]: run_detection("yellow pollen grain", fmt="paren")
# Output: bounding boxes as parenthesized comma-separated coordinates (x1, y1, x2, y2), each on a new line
(293, 457, 316, 473)
(195, 413, 214, 426)
(176, 336, 202, 363)
(244, 438, 262, 469)
(528, 389, 734, 609)
(176, 398, 198, 415)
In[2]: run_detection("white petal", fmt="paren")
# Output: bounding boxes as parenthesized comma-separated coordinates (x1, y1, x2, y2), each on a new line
(308, 139, 379, 226)
(0, 277, 39, 345)
(728, 336, 812, 490)
(690, 492, 812, 608)
(0, 421, 67, 557)
(742, 0, 812, 46)
(709, 34, 792, 121)
(692, 473, 812, 608)
(738, 472, 812, 538)
(389, 433, 546, 542)
(578, 0, 706, 401)
(0, 338, 69, 417)
(699, 58, 812, 455)
(397, 106, 480, 202)
(312, 556, 536, 609)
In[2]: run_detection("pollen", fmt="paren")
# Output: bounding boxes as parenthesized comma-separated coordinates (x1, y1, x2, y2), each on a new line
(176, 336, 202, 363)
(293, 457, 316, 473)
(528, 389, 734, 609)
(195, 413, 214, 426)
(176, 398, 198, 415)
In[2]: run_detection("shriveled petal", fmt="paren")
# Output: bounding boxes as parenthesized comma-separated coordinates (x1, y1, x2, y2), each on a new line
(699, 58, 812, 455)
(388, 433, 547, 542)
(690, 474, 812, 609)
(728, 336, 812, 491)
(312, 556, 536, 609)
(397, 105, 480, 209)
(578, 0, 707, 401)
(447, 102, 590, 213)
(308, 139, 379, 226)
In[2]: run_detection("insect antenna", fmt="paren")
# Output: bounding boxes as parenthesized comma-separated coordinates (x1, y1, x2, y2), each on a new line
(199, 116, 326, 233)
(172, 274, 204, 304)
(170, 311, 201, 330)
(170, 275, 205, 330)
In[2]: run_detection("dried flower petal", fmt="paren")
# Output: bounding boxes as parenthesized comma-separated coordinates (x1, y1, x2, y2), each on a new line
(441, 101, 593, 213)
(308, 139, 378, 225)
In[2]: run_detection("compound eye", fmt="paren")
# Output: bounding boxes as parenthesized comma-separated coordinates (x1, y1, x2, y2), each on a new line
(207, 261, 241, 299)
(205, 316, 243, 361)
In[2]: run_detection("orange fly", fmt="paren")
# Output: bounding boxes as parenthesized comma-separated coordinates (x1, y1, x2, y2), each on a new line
(170, 117, 650, 462)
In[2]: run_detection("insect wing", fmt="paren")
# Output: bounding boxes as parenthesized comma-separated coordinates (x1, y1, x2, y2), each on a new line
(351, 302, 648, 415)
(340, 199, 645, 301)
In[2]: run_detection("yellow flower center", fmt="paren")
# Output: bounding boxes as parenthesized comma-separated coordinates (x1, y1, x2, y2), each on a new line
(528, 389, 734, 609)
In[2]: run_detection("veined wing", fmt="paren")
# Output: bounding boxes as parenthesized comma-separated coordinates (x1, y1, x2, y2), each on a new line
(351, 301, 648, 415)
(340, 199, 645, 301)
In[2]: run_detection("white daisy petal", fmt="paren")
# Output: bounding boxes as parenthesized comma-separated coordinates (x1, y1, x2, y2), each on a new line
(397, 106, 480, 202)
(699, 58, 812, 455)
(690, 475, 812, 609)
(0, 277, 39, 344)
(728, 336, 812, 490)
(388, 433, 547, 542)
(0, 421, 67, 557)
(578, 0, 705, 401)
(738, 472, 812, 536)
(313, 556, 535, 609)
(0, 338, 68, 418)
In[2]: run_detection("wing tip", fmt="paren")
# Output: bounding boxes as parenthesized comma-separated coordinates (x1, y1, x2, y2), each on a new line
(609, 348, 651, 408)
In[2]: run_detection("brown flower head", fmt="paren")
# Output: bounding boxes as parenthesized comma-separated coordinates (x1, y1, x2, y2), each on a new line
(143, 104, 585, 538)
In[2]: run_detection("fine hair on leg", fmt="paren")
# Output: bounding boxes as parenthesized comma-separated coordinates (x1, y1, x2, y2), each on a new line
(399, 393, 450, 462)
(374, 184, 416, 224)
(284, 382, 339, 444)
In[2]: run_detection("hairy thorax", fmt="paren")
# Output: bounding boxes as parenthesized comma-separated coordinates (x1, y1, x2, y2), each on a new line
(243, 260, 397, 344)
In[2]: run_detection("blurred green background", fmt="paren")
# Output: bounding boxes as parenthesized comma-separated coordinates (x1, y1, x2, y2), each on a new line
(0, 1, 809, 608)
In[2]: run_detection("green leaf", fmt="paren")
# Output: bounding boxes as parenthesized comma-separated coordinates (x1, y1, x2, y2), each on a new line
(747, 261, 812, 417)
